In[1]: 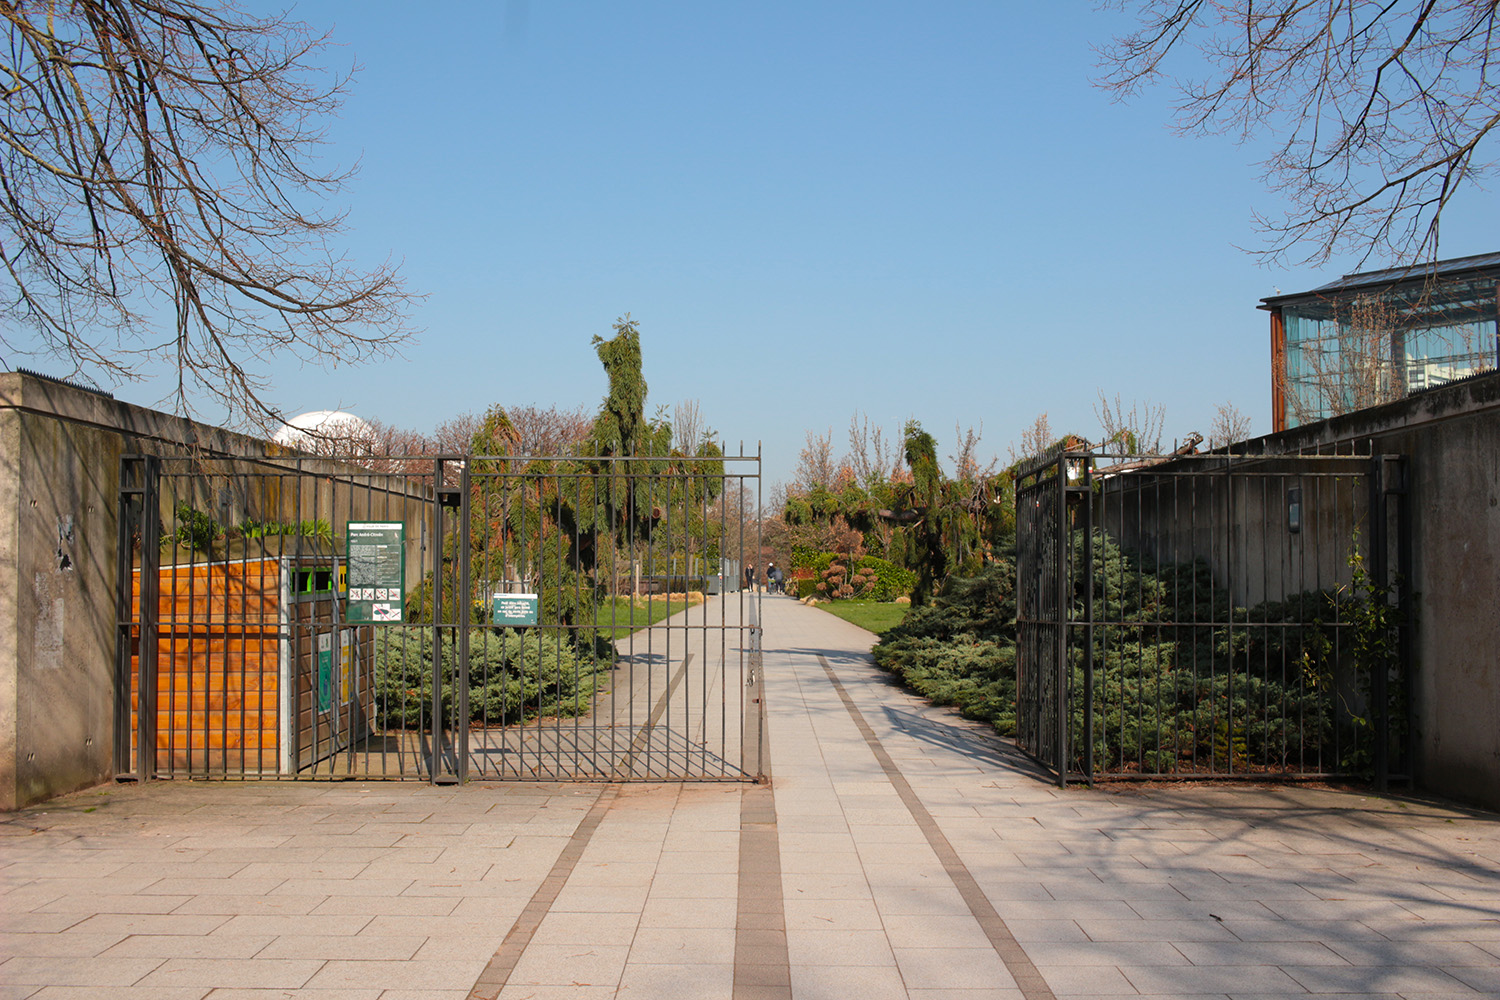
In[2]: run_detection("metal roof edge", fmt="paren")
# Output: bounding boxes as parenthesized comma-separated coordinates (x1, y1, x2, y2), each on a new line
(1259, 250, 1500, 308)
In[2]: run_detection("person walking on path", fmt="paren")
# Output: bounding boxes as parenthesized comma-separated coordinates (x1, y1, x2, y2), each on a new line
(767, 562, 784, 594)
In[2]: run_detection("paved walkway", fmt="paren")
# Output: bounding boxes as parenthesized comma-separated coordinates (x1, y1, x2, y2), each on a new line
(3, 595, 1500, 999)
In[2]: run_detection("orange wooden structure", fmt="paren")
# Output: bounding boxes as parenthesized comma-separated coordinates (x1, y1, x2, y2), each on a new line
(130, 556, 375, 775)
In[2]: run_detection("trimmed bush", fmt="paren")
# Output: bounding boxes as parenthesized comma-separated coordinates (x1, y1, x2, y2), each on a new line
(794, 552, 915, 601)
(373, 626, 605, 728)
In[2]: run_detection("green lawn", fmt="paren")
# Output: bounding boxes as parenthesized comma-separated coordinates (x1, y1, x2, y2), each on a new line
(594, 597, 691, 639)
(814, 599, 909, 635)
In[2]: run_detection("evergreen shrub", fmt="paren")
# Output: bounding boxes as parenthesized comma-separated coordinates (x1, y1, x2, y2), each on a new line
(373, 626, 605, 728)
(873, 533, 1378, 775)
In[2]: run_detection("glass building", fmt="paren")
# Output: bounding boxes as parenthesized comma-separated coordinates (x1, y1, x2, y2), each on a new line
(1261, 253, 1500, 431)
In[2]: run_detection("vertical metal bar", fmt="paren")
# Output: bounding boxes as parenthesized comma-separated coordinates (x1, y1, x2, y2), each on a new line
(1368, 455, 1390, 792)
(716, 465, 726, 779)
(551, 467, 563, 778)
(1132, 467, 1144, 775)
(431, 459, 445, 784)
(756, 450, 764, 781)
(1081, 458, 1095, 786)
(622, 457, 633, 779)
(1393, 456, 1413, 782)
(1256, 471, 1268, 773)
(173, 470, 190, 779)
(136, 456, 162, 782)
(1326, 461, 1343, 774)
(578, 468, 589, 778)
(1171, 464, 1183, 778)
(115, 458, 139, 775)
(236, 469, 248, 779)
(1190, 460, 1201, 773)
(1053, 454, 1069, 787)
(457, 460, 472, 784)
(338, 467, 354, 779)
(1223, 464, 1235, 774)
(1152, 469, 1164, 776)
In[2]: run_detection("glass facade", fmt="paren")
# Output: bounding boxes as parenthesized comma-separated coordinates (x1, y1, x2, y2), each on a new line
(1281, 273, 1499, 428)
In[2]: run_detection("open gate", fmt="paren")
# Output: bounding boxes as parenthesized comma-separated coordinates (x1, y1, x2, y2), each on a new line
(1015, 450, 1411, 788)
(116, 451, 763, 783)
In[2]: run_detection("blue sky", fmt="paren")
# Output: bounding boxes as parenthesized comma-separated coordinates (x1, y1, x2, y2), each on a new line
(89, 2, 1500, 485)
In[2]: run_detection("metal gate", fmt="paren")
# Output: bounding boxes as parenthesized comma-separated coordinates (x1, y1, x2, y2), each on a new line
(116, 451, 763, 783)
(1015, 450, 1410, 788)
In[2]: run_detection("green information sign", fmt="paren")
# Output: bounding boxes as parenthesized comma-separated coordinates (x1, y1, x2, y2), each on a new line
(316, 632, 333, 713)
(492, 593, 539, 627)
(346, 522, 406, 623)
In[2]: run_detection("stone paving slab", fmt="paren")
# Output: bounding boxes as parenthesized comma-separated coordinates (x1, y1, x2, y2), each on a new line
(765, 597, 1500, 1000)
(3, 594, 1499, 998)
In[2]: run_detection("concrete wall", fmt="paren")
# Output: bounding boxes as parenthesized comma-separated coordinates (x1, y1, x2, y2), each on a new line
(1078, 373, 1498, 808)
(1095, 455, 1372, 607)
(0, 373, 433, 809)
(1254, 372, 1500, 811)
(0, 373, 286, 809)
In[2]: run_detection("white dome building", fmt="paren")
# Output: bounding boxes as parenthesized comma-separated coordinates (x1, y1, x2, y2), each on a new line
(272, 410, 376, 454)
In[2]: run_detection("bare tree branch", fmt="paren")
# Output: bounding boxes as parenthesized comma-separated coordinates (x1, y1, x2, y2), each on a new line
(1098, 1, 1500, 265)
(1094, 390, 1167, 455)
(793, 427, 836, 491)
(1, 0, 416, 426)
(1208, 400, 1253, 447)
(846, 411, 897, 487)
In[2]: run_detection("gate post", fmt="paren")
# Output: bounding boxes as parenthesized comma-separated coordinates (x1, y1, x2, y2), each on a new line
(115, 458, 142, 776)
(455, 461, 472, 783)
(431, 460, 446, 784)
(116, 455, 162, 781)
(432, 461, 464, 785)
(1080, 456, 1094, 787)
(1053, 454, 1069, 788)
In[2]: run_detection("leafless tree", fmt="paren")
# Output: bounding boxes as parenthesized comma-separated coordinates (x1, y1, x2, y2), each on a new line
(1208, 401, 1253, 448)
(1008, 412, 1058, 466)
(793, 427, 837, 491)
(506, 404, 594, 455)
(429, 412, 482, 456)
(711, 480, 759, 558)
(846, 411, 898, 487)
(1, 1, 414, 425)
(360, 417, 433, 456)
(950, 421, 998, 482)
(1098, 1, 1500, 265)
(1094, 391, 1166, 455)
(672, 398, 707, 454)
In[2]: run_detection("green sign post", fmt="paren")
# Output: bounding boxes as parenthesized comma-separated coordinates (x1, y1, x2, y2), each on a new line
(492, 593, 539, 627)
(346, 522, 406, 623)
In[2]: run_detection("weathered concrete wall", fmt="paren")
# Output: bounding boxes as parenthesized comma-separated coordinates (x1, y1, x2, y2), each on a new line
(1253, 373, 1500, 810)
(0, 372, 434, 810)
(1097, 455, 1370, 607)
(0, 373, 287, 810)
(2, 404, 122, 809)
(1086, 373, 1498, 807)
